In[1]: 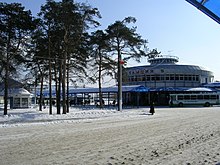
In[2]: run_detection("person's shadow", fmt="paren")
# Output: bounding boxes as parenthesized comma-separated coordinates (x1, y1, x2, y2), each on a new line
(140, 112, 154, 116)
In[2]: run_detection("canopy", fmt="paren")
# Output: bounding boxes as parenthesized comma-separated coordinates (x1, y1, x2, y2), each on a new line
(38, 85, 150, 96)
(186, 87, 217, 92)
(186, 0, 220, 24)
(68, 85, 150, 94)
(150, 87, 188, 92)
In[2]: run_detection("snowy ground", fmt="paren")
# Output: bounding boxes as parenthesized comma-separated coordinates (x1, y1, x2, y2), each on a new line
(1, 106, 220, 165)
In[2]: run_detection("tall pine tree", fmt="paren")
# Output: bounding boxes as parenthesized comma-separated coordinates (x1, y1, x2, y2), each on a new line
(0, 2, 36, 115)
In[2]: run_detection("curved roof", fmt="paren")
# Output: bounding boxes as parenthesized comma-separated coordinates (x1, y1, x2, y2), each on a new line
(127, 64, 213, 75)
(186, 87, 216, 92)
(0, 88, 31, 96)
(127, 55, 213, 76)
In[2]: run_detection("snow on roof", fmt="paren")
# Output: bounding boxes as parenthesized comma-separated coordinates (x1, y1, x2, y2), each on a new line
(186, 87, 216, 92)
(68, 85, 149, 94)
(0, 88, 31, 96)
(39, 85, 149, 96)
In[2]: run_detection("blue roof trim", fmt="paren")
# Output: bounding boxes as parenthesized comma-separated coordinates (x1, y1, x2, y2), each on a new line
(131, 86, 149, 92)
(150, 87, 189, 92)
(204, 82, 220, 88)
(37, 85, 150, 96)
(186, 0, 220, 24)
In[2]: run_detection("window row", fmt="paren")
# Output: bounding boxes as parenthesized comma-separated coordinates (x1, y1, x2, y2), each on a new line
(128, 74, 200, 82)
(128, 69, 163, 75)
(177, 94, 219, 100)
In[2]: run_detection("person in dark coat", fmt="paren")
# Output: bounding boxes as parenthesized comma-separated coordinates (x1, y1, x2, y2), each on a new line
(149, 102, 155, 115)
(112, 100, 116, 106)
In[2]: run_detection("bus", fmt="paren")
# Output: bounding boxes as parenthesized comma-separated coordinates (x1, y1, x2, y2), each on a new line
(169, 93, 220, 107)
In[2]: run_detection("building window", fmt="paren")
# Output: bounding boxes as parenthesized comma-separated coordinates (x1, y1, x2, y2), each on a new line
(175, 75, 179, 80)
(170, 74, 174, 80)
(180, 75, 184, 80)
(151, 76, 155, 81)
(189, 75, 192, 81)
(14, 98, 20, 107)
(156, 75, 160, 81)
(22, 98, 28, 107)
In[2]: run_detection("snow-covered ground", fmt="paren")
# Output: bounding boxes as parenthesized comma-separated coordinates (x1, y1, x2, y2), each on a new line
(0, 106, 220, 165)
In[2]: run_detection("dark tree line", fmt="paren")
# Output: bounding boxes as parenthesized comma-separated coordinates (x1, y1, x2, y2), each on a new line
(0, 3, 36, 115)
(0, 0, 159, 115)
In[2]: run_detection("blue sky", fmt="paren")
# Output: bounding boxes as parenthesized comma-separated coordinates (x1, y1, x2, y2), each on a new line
(5, 0, 220, 81)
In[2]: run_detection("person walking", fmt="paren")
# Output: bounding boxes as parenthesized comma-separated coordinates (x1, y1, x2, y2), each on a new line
(149, 102, 155, 115)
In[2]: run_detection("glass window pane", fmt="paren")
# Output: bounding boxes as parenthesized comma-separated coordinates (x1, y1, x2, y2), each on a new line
(184, 95, 190, 100)
(14, 98, 20, 107)
(187, 0, 220, 24)
(178, 95, 184, 100)
(198, 95, 203, 100)
(204, 95, 210, 99)
(203, 0, 220, 18)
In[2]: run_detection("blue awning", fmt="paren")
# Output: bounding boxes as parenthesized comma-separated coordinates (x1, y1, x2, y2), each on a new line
(150, 87, 188, 92)
(68, 85, 149, 94)
(130, 86, 149, 92)
(37, 85, 150, 96)
(186, 0, 220, 24)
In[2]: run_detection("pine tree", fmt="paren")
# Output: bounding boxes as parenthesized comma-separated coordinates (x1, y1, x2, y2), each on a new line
(90, 30, 117, 108)
(106, 17, 159, 111)
(0, 2, 36, 115)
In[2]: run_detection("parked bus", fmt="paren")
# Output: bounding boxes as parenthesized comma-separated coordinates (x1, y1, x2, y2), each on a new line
(169, 93, 220, 107)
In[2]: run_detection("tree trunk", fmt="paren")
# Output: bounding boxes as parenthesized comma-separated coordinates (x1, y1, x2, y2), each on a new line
(62, 27, 69, 114)
(62, 58, 66, 114)
(98, 50, 103, 109)
(3, 36, 11, 115)
(57, 61, 62, 114)
(3, 62, 9, 115)
(37, 63, 44, 111)
(117, 43, 122, 111)
(66, 59, 70, 113)
(48, 26, 52, 115)
(39, 75, 44, 111)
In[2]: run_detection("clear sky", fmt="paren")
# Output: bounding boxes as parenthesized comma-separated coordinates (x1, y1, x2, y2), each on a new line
(4, 0, 220, 81)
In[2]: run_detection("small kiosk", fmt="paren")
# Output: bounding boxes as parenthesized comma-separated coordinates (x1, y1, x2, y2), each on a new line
(0, 88, 32, 109)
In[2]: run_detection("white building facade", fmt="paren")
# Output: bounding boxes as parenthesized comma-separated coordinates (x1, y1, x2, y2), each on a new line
(123, 55, 214, 89)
